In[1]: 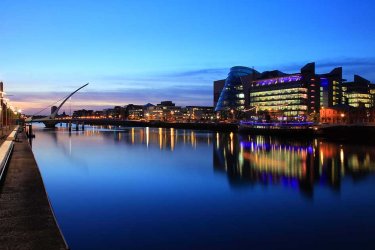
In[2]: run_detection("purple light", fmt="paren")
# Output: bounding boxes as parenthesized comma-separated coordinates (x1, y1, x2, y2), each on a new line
(254, 75, 303, 86)
(320, 78, 328, 88)
(240, 141, 313, 152)
(240, 121, 313, 126)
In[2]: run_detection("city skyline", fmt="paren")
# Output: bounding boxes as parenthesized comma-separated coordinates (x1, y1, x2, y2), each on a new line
(1, 0, 375, 114)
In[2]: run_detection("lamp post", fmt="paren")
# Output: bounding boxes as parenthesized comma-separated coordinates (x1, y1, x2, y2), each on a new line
(340, 113, 345, 124)
(0, 97, 9, 132)
(0, 91, 4, 133)
(230, 109, 234, 121)
(3, 98, 9, 129)
(1, 94, 14, 129)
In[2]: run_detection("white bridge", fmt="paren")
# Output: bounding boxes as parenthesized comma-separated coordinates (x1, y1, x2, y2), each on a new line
(25, 83, 89, 128)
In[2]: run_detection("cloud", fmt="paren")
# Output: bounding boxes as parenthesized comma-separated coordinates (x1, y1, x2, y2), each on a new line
(165, 68, 228, 78)
(97, 67, 229, 87)
(317, 57, 375, 68)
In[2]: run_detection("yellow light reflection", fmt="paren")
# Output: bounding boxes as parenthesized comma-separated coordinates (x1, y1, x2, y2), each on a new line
(170, 128, 175, 151)
(131, 128, 135, 144)
(159, 128, 163, 149)
(230, 132, 234, 155)
(146, 127, 149, 148)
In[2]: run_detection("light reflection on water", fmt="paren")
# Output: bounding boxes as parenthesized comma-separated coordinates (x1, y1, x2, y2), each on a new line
(32, 124, 375, 250)
(214, 133, 375, 196)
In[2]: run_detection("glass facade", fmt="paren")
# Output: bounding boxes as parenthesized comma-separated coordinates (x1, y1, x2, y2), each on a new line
(214, 63, 374, 122)
(346, 93, 371, 107)
(250, 76, 308, 119)
(215, 66, 256, 112)
(320, 78, 329, 108)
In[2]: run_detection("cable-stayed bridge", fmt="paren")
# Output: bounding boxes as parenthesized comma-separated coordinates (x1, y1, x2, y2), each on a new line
(25, 83, 89, 128)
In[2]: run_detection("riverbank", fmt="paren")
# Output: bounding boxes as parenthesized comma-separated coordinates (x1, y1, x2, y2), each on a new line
(0, 130, 68, 249)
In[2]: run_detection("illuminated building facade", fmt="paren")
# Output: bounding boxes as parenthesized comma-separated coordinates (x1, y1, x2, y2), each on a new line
(185, 106, 214, 121)
(320, 104, 350, 124)
(342, 75, 373, 108)
(250, 73, 309, 120)
(213, 62, 375, 121)
(319, 67, 343, 108)
(215, 66, 259, 114)
(125, 104, 144, 120)
(248, 63, 329, 120)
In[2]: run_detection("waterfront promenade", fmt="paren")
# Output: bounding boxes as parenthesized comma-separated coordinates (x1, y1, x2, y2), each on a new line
(0, 130, 67, 249)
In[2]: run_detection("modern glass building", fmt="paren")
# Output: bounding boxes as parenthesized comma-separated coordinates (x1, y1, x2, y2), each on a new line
(215, 66, 258, 113)
(319, 67, 343, 108)
(250, 74, 308, 119)
(214, 62, 374, 121)
(342, 75, 373, 108)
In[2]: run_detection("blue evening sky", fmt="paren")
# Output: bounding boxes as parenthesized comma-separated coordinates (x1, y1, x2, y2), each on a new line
(1, 0, 374, 113)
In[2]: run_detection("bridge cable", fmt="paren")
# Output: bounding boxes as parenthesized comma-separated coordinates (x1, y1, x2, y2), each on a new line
(31, 93, 75, 116)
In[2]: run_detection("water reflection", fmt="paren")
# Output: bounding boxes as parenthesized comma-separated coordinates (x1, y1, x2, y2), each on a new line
(40, 125, 375, 196)
(213, 133, 375, 196)
(32, 125, 375, 249)
(79, 126, 212, 151)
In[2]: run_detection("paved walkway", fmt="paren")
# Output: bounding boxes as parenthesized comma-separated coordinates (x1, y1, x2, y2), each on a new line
(0, 132, 68, 249)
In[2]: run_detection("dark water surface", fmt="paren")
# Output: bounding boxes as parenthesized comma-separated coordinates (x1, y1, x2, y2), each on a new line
(31, 124, 375, 250)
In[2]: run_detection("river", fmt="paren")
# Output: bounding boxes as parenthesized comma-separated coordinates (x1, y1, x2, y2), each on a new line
(31, 124, 375, 250)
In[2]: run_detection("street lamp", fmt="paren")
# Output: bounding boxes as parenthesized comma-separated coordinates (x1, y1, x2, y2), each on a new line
(230, 109, 234, 121)
(340, 113, 345, 124)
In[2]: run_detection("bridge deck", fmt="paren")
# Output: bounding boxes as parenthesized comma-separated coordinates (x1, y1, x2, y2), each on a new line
(0, 132, 68, 249)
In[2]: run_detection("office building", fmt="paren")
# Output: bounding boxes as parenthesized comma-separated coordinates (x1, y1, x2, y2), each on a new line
(342, 75, 373, 108)
(213, 62, 352, 121)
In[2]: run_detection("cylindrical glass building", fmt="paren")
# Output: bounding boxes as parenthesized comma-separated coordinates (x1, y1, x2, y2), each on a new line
(215, 66, 256, 112)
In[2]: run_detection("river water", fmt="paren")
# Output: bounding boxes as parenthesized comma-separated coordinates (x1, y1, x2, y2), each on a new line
(31, 124, 375, 250)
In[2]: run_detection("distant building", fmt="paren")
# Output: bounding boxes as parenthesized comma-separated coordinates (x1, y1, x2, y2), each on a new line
(51, 106, 58, 115)
(125, 104, 144, 120)
(73, 109, 94, 118)
(185, 106, 214, 121)
(157, 101, 176, 107)
(94, 111, 104, 118)
(151, 101, 182, 121)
